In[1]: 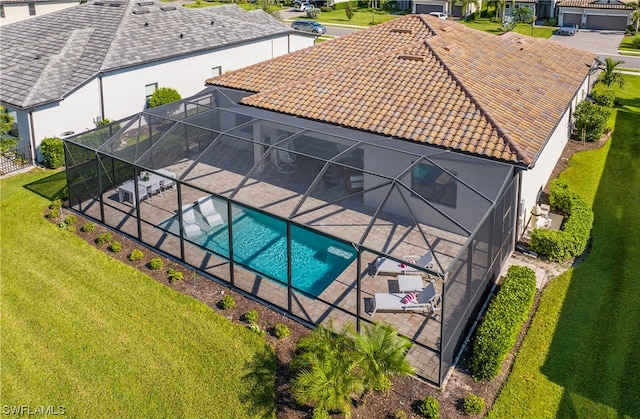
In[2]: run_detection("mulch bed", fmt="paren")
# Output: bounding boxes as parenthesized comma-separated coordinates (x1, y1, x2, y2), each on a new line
(47, 137, 606, 418)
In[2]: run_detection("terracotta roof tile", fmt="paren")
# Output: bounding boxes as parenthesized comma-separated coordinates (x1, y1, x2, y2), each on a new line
(207, 15, 595, 165)
(557, 0, 634, 8)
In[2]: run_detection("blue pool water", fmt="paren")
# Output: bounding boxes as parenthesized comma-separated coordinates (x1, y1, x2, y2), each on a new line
(166, 208, 356, 298)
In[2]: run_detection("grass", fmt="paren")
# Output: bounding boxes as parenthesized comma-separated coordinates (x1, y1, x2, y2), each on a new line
(489, 75, 640, 418)
(619, 34, 640, 52)
(294, 7, 403, 26)
(461, 17, 555, 38)
(0, 169, 276, 418)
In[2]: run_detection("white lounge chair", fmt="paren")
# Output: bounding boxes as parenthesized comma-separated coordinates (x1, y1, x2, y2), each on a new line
(373, 252, 435, 277)
(181, 205, 203, 238)
(197, 196, 224, 227)
(371, 282, 441, 318)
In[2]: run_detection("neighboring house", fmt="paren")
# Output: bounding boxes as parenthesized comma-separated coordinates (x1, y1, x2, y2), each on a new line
(557, 0, 634, 29)
(503, 0, 539, 18)
(0, 1, 314, 162)
(413, 0, 480, 18)
(0, 0, 78, 26)
(63, 14, 596, 386)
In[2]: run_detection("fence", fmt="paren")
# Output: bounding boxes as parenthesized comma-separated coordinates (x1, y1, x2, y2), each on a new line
(0, 144, 32, 175)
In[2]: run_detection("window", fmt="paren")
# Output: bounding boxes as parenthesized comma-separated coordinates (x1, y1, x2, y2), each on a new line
(411, 163, 457, 208)
(28, 2, 36, 15)
(145, 83, 157, 107)
(211, 66, 222, 77)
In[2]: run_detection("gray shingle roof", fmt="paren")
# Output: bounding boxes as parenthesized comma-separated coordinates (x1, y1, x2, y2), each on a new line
(0, 1, 290, 109)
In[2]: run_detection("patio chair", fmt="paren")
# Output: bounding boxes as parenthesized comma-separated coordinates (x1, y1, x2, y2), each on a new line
(196, 196, 224, 227)
(373, 252, 434, 277)
(371, 282, 441, 319)
(182, 204, 198, 225)
(183, 223, 203, 238)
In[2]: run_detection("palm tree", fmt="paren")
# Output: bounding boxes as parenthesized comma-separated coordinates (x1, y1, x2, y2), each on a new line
(350, 322, 414, 392)
(291, 353, 364, 418)
(631, 1, 640, 32)
(597, 57, 626, 88)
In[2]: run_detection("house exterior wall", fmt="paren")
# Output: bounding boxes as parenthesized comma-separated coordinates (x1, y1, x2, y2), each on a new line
(0, 1, 77, 26)
(413, 0, 479, 16)
(518, 75, 589, 234)
(10, 34, 314, 160)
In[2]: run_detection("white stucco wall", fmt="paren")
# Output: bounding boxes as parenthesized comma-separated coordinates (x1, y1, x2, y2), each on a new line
(0, 1, 77, 26)
(518, 76, 589, 234)
(101, 37, 299, 121)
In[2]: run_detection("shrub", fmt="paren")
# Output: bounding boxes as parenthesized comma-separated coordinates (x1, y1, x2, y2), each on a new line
(95, 232, 112, 246)
(462, 394, 485, 415)
(306, 7, 320, 18)
(632, 34, 640, 49)
(46, 208, 60, 219)
(242, 309, 259, 325)
(63, 215, 78, 225)
(218, 294, 236, 310)
(530, 179, 594, 262)
(147, 87, 181, 108)
(469, 265, 536, 381)
(148, 257, 163, 270)
(345, 2, 354, 20)
(543, 17, 557, 26)
(49, 199, 62, 209)
(590, 84, 615, 108)
(320, 5, 333, 12)
(573, 100, 610, 142)
(417, 396, 439, 419)
(167, 268, 184, 282)
(81, 222, 97, 233)
(58, 220, 67, 229)
(109, 241, 122, 253)
(333, 1, 355, 9)
(128, 249, 144, 261)
(273, 323, 291, 339)
(40, 137, 65, 168)
(394, 409, 407, 419)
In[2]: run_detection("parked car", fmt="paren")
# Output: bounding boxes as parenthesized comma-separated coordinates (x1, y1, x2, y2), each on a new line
(428, 12, 448, 19)
(291, 20, 326, 34)
(293, 1, 314, 11)
(557, 23, 578, 36)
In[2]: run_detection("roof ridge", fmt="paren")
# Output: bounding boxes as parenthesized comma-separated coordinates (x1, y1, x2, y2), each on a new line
(422, 37, 532, 165)
(101, 0, 137, 71)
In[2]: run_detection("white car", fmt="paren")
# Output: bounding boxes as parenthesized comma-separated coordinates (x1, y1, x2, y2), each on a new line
(293, 2, 314, 11)
(428, 12, 447, 19)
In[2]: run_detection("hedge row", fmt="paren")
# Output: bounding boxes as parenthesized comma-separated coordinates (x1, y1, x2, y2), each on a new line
(470, 265, 536, 381)
(530, 179, 594, 262)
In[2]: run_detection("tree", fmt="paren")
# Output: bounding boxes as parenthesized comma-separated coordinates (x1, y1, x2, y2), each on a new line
(147, 87, 181, 108)
(350, 322, 414, 392)
(0, 106, 19, 154)
(345, 2, 354, 21)
(597, 57, 625, 88)
(573, 100, 610, 142)
(513, 5, 533, 23)
(631, 1, 640, 32)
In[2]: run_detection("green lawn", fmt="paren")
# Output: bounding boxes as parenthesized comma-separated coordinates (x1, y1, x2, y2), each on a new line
(0, 170, 276, 418)
(490, 75, 640, 418)
(295, 8, 403, 26)
(461, 17, 555, 38)
(619, 35, 640, 53)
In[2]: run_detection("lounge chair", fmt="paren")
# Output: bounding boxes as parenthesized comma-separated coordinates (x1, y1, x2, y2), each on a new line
(181, 204, 204, 238)
(197, 196, 224, 227)
(371, 282, 441, 318)
(373, 252, 434, 277)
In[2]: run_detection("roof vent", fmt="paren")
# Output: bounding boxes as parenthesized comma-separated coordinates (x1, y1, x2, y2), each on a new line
(94, 1, 105, 5)
(179, 33, 184, 38)
(160, 5, 176, 10)
(144, 21, 149, 26)
(398, 54, 425, 61)
(133, 7, 150, 14)
(391, 28, 412, 33)
(109, 2, 121, 6)
(137, 1, 154, 5)
(443, 44, 456, 51)
(210, 20, 215, 25)
(440, 26, 453, 32)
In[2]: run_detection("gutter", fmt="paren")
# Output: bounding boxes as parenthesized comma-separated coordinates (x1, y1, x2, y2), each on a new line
(28, 109, 37, 163)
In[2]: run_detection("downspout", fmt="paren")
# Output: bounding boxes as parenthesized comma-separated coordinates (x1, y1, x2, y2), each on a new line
(515, 168, 524, 243)
(99, 74, 105, 121)
(28, 110, 37, 164)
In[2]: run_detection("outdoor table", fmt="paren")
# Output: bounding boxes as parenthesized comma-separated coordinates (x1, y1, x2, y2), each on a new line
(398, 274, 424, 293)
(118, 180, 147, 207)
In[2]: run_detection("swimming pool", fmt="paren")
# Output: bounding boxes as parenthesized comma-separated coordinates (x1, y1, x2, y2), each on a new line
(168, 207, 356, 298)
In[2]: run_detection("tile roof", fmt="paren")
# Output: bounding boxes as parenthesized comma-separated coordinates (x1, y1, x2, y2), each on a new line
(557, 0, 635, 9)
(0, 1, 289, 109)
(207, 15, 596, 165)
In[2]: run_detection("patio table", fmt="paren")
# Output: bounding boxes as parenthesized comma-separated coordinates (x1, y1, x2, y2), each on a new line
(398, 274, 424, 293)
(138, 173, 163, 199)
(156, 169, 177, 189)
(118, 181, 147, 207)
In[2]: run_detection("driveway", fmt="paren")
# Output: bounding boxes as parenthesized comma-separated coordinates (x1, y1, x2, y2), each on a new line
(550, 29, 624, 55)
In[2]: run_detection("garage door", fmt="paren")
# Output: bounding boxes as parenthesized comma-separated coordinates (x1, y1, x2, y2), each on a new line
(563, 13, 581, 25)
(586, 15, 627, 30)
(452, 5, 463, 17)
(416, 4, 444, 13)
